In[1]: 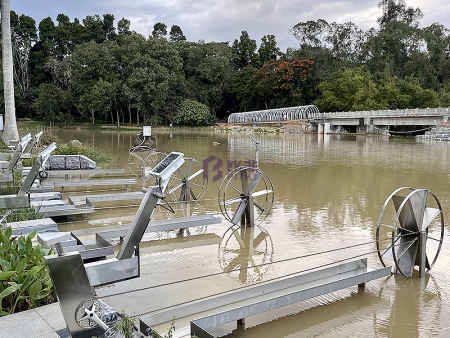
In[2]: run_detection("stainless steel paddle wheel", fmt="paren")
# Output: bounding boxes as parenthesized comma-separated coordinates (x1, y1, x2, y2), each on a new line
(165, 157, 207, 202)
(127, 148, 154, 177)
(376, 187, 444, 278)
(218, 166, 274, 227)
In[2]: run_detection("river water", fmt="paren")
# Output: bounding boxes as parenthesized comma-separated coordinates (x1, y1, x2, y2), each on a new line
(52, 128, 450, 337)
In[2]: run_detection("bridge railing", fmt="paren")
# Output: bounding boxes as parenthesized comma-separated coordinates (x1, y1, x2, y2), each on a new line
(309, 107, 450, 120)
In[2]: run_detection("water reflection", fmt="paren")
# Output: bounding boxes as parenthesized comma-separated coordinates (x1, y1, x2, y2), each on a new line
(218, 225, 274, 284)
(374, 274, 448, 337)
(222, 288, 387, 337)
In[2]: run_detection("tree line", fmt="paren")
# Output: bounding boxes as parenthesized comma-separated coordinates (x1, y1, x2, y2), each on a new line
(2, 0, 450, 126)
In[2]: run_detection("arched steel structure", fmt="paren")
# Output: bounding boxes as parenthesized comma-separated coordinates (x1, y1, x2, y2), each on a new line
(227, 105, 320, 123)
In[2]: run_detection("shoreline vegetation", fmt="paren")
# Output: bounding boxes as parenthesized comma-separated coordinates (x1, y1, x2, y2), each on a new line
(15, 120, 305, 135)
(17, 120, 438, 136)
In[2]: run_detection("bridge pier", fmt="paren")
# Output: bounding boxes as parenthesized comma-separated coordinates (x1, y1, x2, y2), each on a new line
(317, 123, 332, 134)
(373, 125, 390, 135)
(357, 124, 390, 135)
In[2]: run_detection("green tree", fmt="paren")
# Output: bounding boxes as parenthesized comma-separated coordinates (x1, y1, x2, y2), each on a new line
(116, 33, 147, 123)
(437, 89, 450, 106)
(409, 23, 450, 91)
(316, 67, 441, 112)
(377, 0, 423, 28)
(128, 62, 170, 124)
(315, 67, 383, 112)
(54, 14, 73, 59)
(152, 22, 167, 39)
(77, 87, 101, 124)
(290, 19, 329, 48)
(117, 18, 132, 36)
(232, 65, 257, 111)
(37, 17, 56, 56)
(285, 45, 334, 102)
(169, 25, 186, 43)
(258, 34, 281, 63)
(173, 99, 214, 126)
(181, 41, 233, 116)
(102, 14, 117, 41)
(366, 1, 424, 78)
(10, 11, 37, 115)
(82, 15, 105, 43)
(324, 22, 366, 66)
(96, 79, 119, 125)
(291, 19, 365, 68)
(289, 18, 367, 100)
(144, 37, 184, 124)
(71, 40, 118, 123)
(231, 31, 259, 69)
(28, 17, 56, 86)
(33, 83, 63, 124)
(396, 77, 440, 108)
(71, 18, 90, 45)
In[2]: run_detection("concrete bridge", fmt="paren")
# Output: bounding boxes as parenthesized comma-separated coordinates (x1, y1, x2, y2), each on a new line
(227, 106, 450, 134)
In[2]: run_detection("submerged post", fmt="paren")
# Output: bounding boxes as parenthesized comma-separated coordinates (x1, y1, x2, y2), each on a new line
(419, 231, 427, 278)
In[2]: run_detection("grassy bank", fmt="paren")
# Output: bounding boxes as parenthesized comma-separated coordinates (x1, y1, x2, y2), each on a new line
(13, 123, 113, 164)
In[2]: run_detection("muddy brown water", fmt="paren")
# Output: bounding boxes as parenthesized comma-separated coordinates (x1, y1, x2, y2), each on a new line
(52, 128, 450, 337)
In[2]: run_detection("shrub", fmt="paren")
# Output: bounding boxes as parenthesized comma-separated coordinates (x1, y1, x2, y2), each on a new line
(173, 100, 215, 126)
(0, 139, 9, 152)
(0, 227, 55, 315)
(16, 124, 113, 163)
(108, 314, 180, 338)
(0, 170, 45, 227)
(55, 141, 113, 163)
(0, 170, 23, 196)
(1, 206, 44, 223)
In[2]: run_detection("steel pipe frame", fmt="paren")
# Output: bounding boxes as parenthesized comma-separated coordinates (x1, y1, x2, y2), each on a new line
(0, 133, 32, 173)
(227, 105, 320, 123)
(228, 106, 450, 123)
(0, 142, 57, 209)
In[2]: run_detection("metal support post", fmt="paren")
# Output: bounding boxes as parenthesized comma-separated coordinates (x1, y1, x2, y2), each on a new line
(419, 231, 427, 278)
(116, 186, 161, 260)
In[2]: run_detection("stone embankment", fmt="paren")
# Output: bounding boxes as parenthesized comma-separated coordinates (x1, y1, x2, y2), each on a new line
(47, 155, 96, 170)
(416, 127, 450, 141)
(215, 122, 306, 134)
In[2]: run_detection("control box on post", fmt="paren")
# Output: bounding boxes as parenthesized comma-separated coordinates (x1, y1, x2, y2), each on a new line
(143, 126, 152, 137)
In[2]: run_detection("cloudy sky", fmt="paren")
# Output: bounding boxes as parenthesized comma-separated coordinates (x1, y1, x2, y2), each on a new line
(10, 0, 450, 52)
